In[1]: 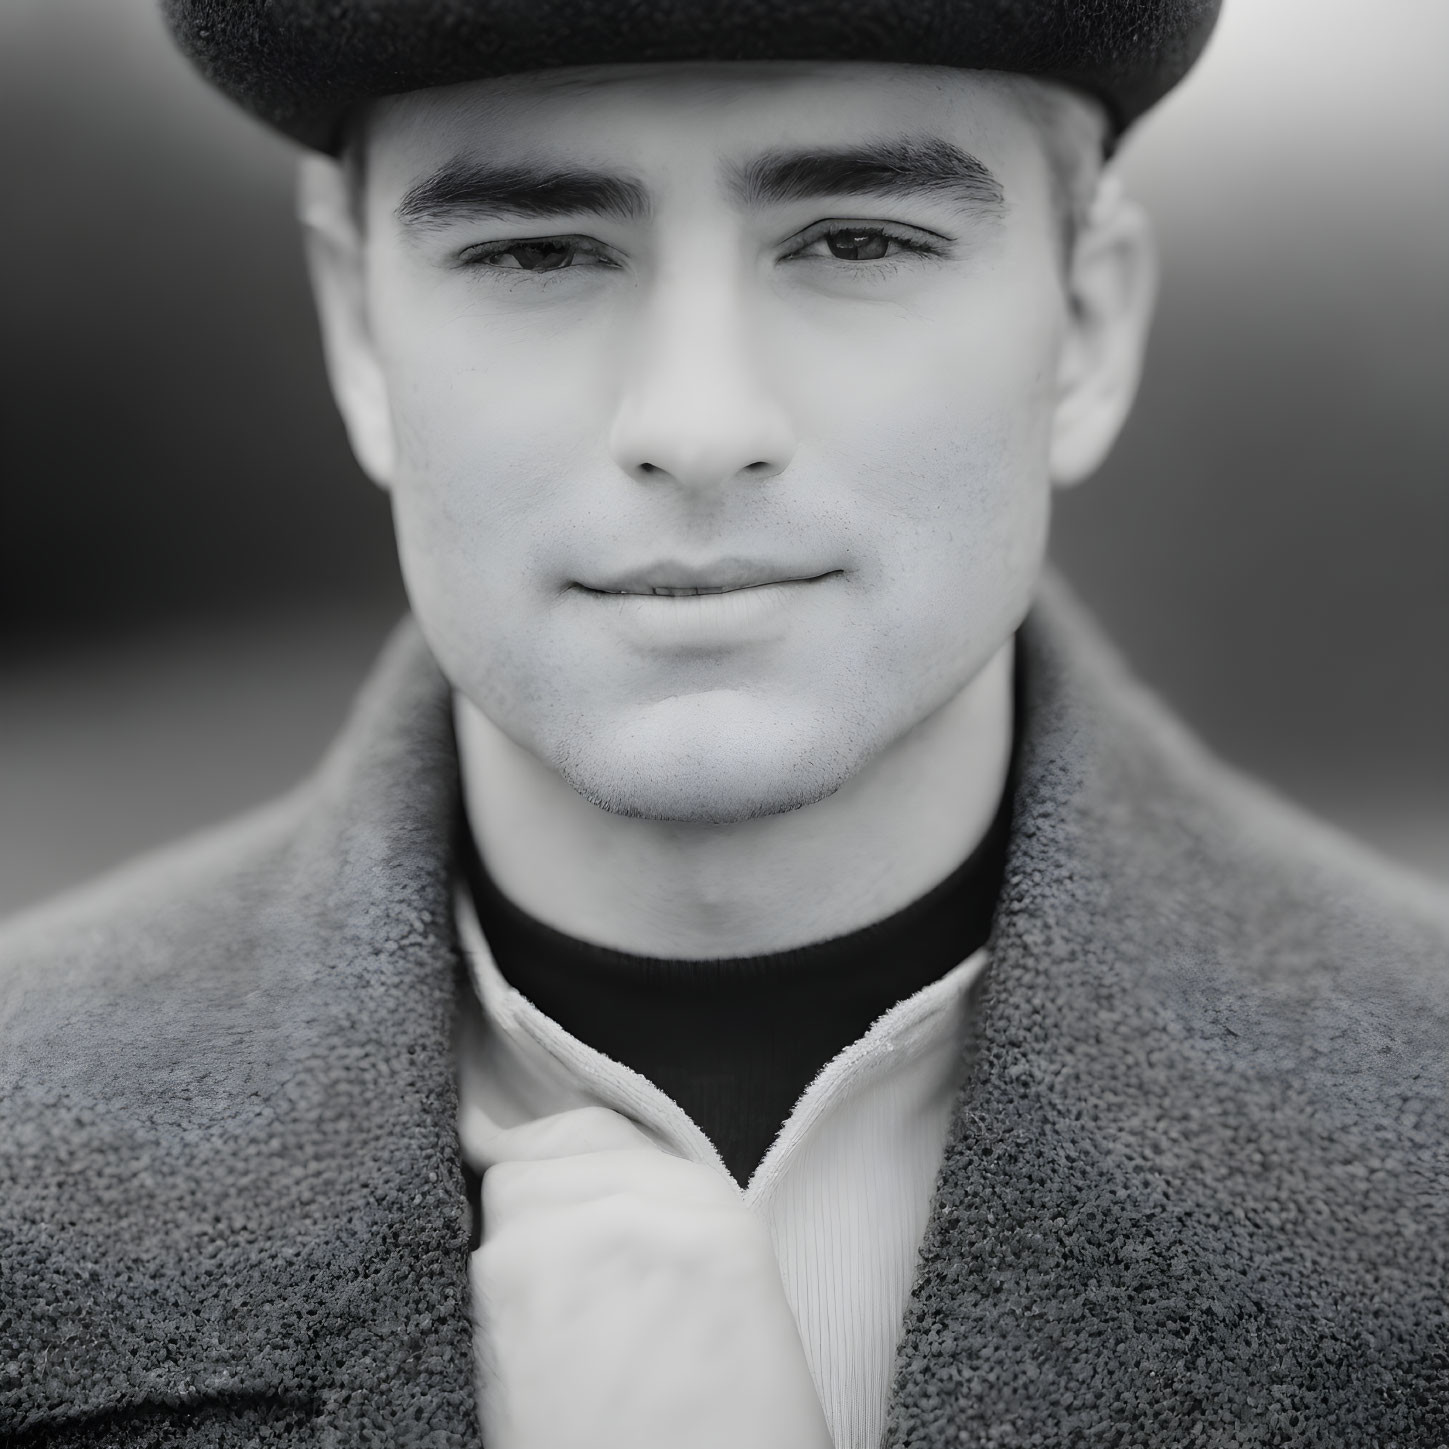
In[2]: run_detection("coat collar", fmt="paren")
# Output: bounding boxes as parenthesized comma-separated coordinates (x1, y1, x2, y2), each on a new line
(884, 580, 1447, 1444)
(6, 579, 1440, 1443)
(2, 618, 480, 1442)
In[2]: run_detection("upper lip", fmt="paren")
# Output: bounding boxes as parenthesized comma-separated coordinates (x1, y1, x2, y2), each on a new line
(580, 560, 839, 595)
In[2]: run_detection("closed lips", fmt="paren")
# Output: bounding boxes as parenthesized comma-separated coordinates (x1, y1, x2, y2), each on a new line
(580, 569, 841, 596)
(604, 582, 803, 596)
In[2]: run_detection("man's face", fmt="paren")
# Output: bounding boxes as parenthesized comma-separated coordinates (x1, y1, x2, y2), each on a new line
(344, 63, 1086, 822)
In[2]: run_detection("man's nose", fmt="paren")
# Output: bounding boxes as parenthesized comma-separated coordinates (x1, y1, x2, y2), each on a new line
(607, 271, 797, 492)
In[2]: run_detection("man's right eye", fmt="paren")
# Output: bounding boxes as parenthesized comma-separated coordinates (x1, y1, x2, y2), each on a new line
(458, 237, 615, 272)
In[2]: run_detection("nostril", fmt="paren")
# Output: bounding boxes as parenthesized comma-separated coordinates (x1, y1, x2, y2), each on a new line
(628, 456, 784, 484)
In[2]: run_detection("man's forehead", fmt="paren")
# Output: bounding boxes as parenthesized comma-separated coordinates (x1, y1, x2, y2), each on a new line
(368, 60, 1018, 172)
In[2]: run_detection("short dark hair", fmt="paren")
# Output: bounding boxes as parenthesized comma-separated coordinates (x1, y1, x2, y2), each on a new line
(1003, 75, 1108, 264)
(339, 104, 372, 233)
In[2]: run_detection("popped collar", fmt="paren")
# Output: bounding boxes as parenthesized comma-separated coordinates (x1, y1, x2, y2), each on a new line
(456, 883, 991, 1449)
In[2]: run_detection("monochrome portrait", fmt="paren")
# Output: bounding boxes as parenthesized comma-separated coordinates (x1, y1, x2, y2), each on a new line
(2, 0, 1445, 1444)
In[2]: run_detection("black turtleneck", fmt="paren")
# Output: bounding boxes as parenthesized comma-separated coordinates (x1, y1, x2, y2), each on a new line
(462, 779, 1012, 1188)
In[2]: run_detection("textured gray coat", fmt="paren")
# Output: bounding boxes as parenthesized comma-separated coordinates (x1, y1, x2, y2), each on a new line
(3, 586, 1446, 1447)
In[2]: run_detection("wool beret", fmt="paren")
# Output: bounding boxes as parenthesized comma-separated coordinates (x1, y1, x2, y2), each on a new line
(163, 0, 1221, 154)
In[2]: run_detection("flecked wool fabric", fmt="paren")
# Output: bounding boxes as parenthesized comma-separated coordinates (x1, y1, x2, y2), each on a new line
(160, 0, 1222, 152)
(2, 581, 1447, 1446)
(884, 593, 1449, 1447)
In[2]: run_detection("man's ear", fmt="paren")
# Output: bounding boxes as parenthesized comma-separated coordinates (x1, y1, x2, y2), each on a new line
(296, 155, 397, 488)
(1048, 173, 1158, 487)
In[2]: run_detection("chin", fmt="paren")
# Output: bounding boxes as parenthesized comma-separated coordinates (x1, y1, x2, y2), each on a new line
(548, 691, 868, 825)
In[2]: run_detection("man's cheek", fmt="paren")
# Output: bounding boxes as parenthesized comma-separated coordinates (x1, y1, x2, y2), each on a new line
(392, 406, 556, 552)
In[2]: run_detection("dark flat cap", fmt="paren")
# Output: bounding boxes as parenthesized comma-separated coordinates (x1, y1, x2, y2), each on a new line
(163, 0, 1221, 153)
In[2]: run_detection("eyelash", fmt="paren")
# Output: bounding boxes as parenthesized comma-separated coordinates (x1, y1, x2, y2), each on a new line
(454, 222, 950, 278)
(784, 221, 950, 268)
(457, 235, 619, 274)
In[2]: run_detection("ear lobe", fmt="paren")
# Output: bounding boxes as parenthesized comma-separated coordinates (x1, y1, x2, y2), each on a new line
(296, 155, 397, 488)
(1048, 176, 1159, 488)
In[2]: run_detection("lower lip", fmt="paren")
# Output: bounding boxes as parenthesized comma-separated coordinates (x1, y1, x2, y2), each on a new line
(574, 578, 833, 646)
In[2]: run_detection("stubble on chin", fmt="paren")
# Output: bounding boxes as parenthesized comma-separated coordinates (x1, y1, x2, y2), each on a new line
(547, 700, 866, 826)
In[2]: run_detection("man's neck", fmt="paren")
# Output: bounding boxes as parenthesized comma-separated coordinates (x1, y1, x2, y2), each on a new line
(454, 642, 1014, 960)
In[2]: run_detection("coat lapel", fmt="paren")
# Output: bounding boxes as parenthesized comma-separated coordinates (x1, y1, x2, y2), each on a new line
(883, 580, 1448, 1445)
(2, 622, 482, 1444)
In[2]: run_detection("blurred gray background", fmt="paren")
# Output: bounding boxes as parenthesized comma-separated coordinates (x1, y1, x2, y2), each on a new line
(2, 0, 1446, 917)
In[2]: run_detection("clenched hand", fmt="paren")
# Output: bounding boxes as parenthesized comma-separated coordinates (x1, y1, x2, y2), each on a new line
(461, 1104, 834, 1449)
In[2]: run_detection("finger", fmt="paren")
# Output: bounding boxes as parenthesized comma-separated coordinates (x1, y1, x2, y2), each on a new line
(461, 1102, 658, 1169)
(482, 1147, 740, 1229)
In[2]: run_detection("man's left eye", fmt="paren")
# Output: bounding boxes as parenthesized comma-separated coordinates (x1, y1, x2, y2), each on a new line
(790, 225, 942, 264)
(821, 230, 893, 261)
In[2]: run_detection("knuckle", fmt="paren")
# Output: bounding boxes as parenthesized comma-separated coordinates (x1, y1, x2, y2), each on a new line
(653, 1153, 744, 1207)
(480, 1157, 532, 1219)
(570, 1104, 626, 1134)
(599, 1193, 762, 1269)
(551, 1104, 648, 1154)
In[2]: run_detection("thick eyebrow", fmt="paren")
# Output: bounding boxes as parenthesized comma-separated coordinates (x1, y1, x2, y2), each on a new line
(727, 137, 1005, 217)
(394, 136, 1002, 234)
(396, 160, 650, 231)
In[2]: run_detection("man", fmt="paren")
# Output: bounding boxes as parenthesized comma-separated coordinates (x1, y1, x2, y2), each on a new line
(2, 2, 1445, 1446)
